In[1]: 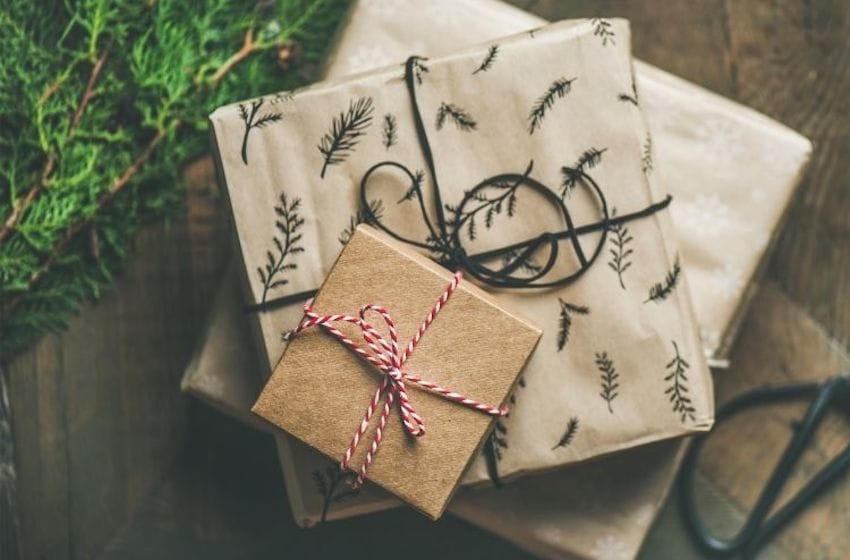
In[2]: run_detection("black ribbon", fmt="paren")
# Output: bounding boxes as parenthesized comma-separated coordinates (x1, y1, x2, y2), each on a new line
(248, 55, 671, 313)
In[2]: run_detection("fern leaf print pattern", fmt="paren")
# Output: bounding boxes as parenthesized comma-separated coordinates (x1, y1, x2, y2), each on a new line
(665, 341, 696, 423)
(444, 177, 521, 242)
(560, 147, 606, 198)
(642, 134, 654, 175)
(256, 193, 304, 304)
(528, 77, 575, 134)
(435, 103, 477, 131)
(318, 97, 375, 179)
(596, 352, 620, 413)
(607, 208, 633, 290)
(382, 113, 397, 149)
(313, 464, 360, 523)
(238, 98, 283, 164)
(553, 416, 579, 450)
(592, 18, 616, 46)
(556, 299, 590, 351)
(338, 199, 385, 245)
(645, 255, 682, 303)
(473, 45, 499, 74)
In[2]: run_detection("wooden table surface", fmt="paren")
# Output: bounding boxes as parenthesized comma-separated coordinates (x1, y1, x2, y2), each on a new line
(6, 1, 850, 558)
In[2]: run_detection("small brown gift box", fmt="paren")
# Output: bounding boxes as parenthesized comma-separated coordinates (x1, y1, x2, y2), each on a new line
(252, 225, 541, 519)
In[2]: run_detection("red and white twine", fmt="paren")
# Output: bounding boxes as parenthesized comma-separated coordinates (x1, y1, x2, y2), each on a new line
(283, 271, 508, 488)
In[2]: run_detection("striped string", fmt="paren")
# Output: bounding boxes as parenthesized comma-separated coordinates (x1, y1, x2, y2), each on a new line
(282, 271, 508, 488)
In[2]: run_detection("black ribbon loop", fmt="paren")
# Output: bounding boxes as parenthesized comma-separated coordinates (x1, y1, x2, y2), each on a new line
(248, 55, 672, 313)
(359, 55, 671, 289)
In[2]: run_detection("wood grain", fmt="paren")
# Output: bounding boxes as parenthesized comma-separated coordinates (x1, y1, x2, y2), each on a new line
(6, 1, 850, 559)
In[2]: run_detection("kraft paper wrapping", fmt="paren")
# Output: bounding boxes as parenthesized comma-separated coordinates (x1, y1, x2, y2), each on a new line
(253, 226, 541, 518)
(184, 1, 811, 557)
(211, 19, 714, 487)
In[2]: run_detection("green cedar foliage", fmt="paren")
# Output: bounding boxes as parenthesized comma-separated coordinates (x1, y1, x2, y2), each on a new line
(0, 0, 349, 362)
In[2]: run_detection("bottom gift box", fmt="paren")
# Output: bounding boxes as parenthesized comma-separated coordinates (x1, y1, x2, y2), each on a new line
(184, 264, 686, 559)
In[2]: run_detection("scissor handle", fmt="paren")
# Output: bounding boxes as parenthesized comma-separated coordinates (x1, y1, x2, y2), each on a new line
(678, 376, 850, 558)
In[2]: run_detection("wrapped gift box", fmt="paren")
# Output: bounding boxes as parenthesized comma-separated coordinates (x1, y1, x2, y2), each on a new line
(254, 225, 541, 518)
(184, 0, 811, 557)
(211, 17, 714, 487)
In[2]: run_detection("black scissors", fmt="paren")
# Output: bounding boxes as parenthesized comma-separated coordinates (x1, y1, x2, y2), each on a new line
(678, 375, 850, 558)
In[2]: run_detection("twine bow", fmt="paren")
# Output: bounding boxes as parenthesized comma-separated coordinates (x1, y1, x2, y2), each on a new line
(283, 271, 507, 488)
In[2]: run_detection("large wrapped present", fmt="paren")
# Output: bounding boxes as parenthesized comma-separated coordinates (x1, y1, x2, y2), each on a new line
(210, 18, 714, 488)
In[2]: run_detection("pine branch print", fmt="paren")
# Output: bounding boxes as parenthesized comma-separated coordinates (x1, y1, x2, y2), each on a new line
(557, 299, 590, 351)
(501, 247, 543, 276)
(435, 102, 477, 131)
(411, 57, 429, 84)
(645, 255, 681, 303)
(487, 419, 509, 461)
(596, 352, 619, 413)
(317, 97, 375, 179)
(607, 208, 633, 290)
(382, 113, 397, 150)
(313, 464, 360, 523)
(618, 80, 638, 105)
(665, 341, 696, 423)
(238, 98, 283, 164)
(483, 377, 525, 485)
(473, 45, 499, 74)
(445, 179, 520, 242)
(338, 199, 385, 245)
(642, 134, 653, 175)
(528, 77, 575, 134)
(592, 18, 616, 46)
(256, 193, 304, 304)
(397, 169, 426, 204)
(560, 147, 607, 198)
(552, 416, 579, 449)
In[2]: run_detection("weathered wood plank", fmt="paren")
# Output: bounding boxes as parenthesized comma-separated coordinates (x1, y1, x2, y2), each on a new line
(723, 0, 850, 350)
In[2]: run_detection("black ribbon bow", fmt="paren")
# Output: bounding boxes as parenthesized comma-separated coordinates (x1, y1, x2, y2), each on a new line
(249, 56, 671, 312)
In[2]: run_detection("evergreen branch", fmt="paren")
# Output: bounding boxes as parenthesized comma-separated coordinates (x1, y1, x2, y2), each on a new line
(560, 147, 606, 198)
(318, 96, 374, 178)
(258, 192, 304, 303)
(0, 46, 110, 245)
(3, 125, 172, 319)
(528, 77, 574, 134)
(552, 416, 579, 449)
(0, 0, 349, 361)
(435, 102, 476, 131)
(595, 352, 619, 413)
(556, 298, 589, 351)
(606, 208, 633, 290)
(645, 255, 681, 303)
(238, 98, 283, 164)
(591, 18, 616, 46)
(664, 341, 696, 423)
(210, 28, 256, 85)
(382, 113, 397, 149)
(472, 44, 499, 74)
(338, 199, 384, 245)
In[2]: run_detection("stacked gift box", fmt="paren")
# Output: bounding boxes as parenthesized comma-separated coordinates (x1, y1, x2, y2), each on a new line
(183, 1, 812, 558)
